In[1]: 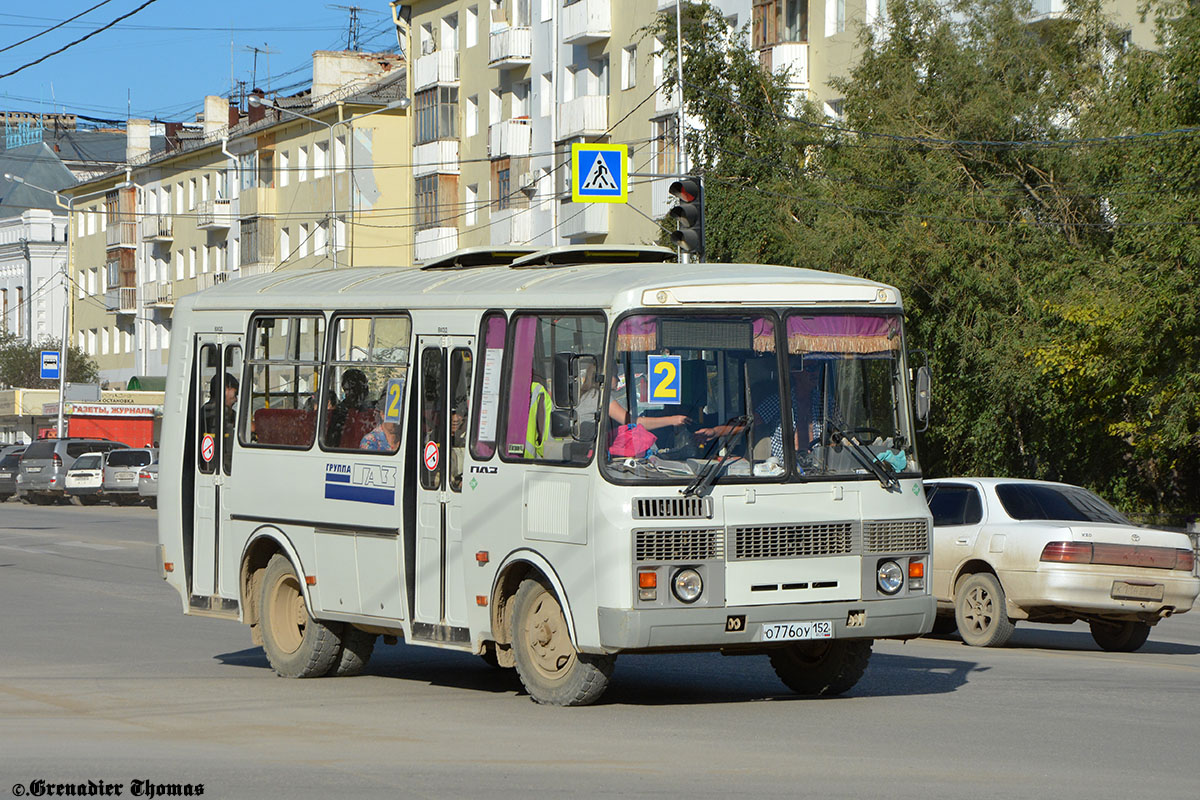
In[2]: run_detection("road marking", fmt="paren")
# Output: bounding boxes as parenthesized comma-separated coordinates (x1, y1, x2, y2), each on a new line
(0, 544, 58, 554)
(60, 540, 124, 551)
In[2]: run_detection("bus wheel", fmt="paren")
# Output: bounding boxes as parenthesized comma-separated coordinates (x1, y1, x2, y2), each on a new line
(330, 626, 377, 677)
(260, 553, 343, 678)
(769, 639, 873, 697)
(511, 578, 614, 706)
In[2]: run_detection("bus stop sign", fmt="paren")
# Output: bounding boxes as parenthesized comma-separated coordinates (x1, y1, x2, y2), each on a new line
(40, 350, 60, 380)
(571, 143, 628, 204)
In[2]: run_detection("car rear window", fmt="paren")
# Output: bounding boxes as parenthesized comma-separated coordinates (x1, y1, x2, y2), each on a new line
(23, 440, 57, 460)
(107, 450, 152, 467)
(995, 483, 1130, 525)
(66, 441, 115, 458)
(0, 454, 21, 468)
(927, 484, 983, 526)
(72, 455, 102, 470)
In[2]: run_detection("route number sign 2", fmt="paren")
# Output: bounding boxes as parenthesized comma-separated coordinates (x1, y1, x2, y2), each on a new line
(647, 355, 681, 403)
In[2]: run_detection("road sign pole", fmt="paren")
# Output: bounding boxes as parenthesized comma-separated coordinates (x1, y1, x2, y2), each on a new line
(57, 269, 68, 438)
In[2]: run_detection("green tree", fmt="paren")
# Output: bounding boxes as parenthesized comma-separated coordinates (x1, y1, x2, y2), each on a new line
(0, 332, 99, 390)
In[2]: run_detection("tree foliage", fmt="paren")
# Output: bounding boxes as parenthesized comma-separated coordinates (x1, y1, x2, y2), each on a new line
(655, 0, 1200, 518)
(0, 332, 98, 390)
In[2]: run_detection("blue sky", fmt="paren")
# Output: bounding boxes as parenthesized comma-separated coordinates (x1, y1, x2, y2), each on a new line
(0, 1, 401, 124)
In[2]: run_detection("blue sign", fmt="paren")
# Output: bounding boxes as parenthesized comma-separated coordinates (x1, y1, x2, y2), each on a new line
(40, 351, 60, 380)
(647, 355, 682, 403)
(571, 143, 628, 203)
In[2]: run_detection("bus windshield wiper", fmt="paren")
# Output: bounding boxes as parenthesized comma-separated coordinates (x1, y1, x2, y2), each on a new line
(826, 419, 900, 491)
(682, 414, 751, 497)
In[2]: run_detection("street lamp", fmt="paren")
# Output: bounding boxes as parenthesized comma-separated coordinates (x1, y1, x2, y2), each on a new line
(246, 95, 409, 269)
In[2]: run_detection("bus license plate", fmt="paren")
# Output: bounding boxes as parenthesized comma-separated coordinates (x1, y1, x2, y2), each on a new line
(760, 620, 834, 642)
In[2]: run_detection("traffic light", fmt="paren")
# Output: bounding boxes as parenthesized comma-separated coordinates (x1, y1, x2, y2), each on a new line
(668, 176, 704, 259)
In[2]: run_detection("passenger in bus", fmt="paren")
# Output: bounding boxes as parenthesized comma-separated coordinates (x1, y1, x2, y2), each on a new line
(360, 420, 400, 452)
(696, 362, 819, 460)
(325, 368, 372, 448)
(203, 372, 238, 471)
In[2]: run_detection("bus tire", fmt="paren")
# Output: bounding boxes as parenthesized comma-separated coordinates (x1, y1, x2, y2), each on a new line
(260, 553, 343, 678)
(511, 577, 614, 706)
(1089, 620, 1151, 652)
(954, 572, 1015, 648)
(330, 626, 377, 677)
(769, 639, 872, 697)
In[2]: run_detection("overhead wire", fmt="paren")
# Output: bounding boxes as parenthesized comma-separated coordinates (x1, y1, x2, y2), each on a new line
(0, 0, 116, 56)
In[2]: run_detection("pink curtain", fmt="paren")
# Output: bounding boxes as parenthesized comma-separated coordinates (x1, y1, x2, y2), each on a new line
(504, 316, 537, 455)
(617, 316, 656, 351)
(787, 315, 898, 354)
(753, 318, 776, 352)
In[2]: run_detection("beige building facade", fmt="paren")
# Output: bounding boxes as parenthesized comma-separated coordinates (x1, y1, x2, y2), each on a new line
(65, 52, 413, 386)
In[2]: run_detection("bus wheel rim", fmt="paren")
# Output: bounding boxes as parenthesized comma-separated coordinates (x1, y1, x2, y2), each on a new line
(267, 573, 306, 654)
(522, 586, 575, 682)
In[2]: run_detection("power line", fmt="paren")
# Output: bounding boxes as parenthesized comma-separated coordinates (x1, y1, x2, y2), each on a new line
(0, 0, 116, 56)
(0, 0, 165, 81)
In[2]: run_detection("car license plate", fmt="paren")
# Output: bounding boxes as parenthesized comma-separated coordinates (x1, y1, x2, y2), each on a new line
(25, 466, 41, 473)
(1111, 581, 1164, 602)
(0, 471, 9, 478)
(760, 620, 834, 642)
(117, 471, 134, 480)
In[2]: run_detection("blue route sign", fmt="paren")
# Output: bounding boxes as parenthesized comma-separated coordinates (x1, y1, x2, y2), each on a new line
(571, 143, 628, 204)
(40, 350, 60, 380)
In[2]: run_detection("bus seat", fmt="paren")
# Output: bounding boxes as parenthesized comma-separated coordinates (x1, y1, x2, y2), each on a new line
(254, 408, 317, 447)
(339, 409, 377, 449)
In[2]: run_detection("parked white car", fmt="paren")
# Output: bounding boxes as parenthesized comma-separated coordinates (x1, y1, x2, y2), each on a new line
(138, 463, 158, 509)
(64, 452, 106, 505)
(925, 478, 1198, 651)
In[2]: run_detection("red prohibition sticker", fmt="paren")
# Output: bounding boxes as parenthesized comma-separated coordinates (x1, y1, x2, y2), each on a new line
(423, 440, 440, 471)
(201, 433, 216, 463)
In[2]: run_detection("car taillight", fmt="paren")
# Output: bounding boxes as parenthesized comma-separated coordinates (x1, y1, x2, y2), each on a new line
(1177, 550, 1196, 572)
(1040, 541, 1093, 563)
(52, 453, 62, 468)
(139, 470, 150, 479)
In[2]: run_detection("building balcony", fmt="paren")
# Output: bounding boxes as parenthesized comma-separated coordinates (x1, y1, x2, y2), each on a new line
(657, 0, 678, 9)
(414, 226, 459, 263)
(105, 220, 137, 249)
(559, 95, 608, 140)
(489, 118, 533, 159)
(489, 26, 532, 69)
(140, 214, 173, 242)
(761, 42, 809, 87)
(558, 200, 608, 239)
(142, 280, 173, 308)
(413, 139, 460, 177)
(104, 286, 138, 315)
(197, 198, 232, 229)
(238, 188, 275, 219)
(490, 208, 534, 246)
(414, 48, 459, 91)
(197, 271, 230, 292)
(562, 0, 611, 44)
(656, 82, 681, 114)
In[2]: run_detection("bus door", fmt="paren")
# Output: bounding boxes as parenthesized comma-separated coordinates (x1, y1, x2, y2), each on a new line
(192, 334, 243, 599)
(411, 335, 474, 643)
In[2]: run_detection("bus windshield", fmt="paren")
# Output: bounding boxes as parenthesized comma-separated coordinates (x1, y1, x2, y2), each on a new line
(601, 311, 920, 484)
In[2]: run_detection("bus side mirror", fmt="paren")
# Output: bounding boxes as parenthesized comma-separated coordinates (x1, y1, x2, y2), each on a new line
(550, 410, 598, 442)
(914, 365, 931, 432)
(551, 352, 598, 409)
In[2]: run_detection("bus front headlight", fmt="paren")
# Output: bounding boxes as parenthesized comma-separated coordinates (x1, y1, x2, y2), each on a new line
(877, 561, 904, 595)
(672, 568, 703, 604)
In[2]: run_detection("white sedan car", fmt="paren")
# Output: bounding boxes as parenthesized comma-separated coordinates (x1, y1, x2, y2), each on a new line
(925, 478, 1198, 651)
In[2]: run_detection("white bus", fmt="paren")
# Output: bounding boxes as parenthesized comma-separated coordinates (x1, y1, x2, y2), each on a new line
(157, 246, 935, 705)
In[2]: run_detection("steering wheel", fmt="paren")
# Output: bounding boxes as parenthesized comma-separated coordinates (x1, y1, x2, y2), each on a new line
(832, 427, 885, 445)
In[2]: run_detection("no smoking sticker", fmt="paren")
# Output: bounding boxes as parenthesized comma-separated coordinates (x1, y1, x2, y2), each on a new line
(423, 440, 440, 472)
(201, 433, 215, 463)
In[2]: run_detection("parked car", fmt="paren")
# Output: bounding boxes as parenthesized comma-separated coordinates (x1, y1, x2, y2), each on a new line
(925, 478, 1199, 651)
(102, 448, 157, 505)
(17, 438, 127, 504)
(138, 463, 158, 509)
(65, 452, 107, 505)
(0, 445, 26, 502)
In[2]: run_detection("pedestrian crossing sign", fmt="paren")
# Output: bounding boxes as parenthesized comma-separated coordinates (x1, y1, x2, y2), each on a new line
(571, 143, 628, 204)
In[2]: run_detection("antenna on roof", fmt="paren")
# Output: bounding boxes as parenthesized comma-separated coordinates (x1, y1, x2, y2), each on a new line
(327, 5, 382, 51)
(243, 45, 278, 94)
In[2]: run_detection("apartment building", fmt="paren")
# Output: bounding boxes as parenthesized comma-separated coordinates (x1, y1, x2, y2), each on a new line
(65, 52, 412, 386)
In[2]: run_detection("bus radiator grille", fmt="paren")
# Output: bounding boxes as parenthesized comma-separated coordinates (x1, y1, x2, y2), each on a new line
(633, 496, 714, 520)
(862, 519, 929, 554)
(634, 529, 725, 562)
(730, 522, 855, 560)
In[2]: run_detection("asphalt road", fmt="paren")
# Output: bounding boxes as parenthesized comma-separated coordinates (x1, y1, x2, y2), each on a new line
(1, 501, 1197, 799)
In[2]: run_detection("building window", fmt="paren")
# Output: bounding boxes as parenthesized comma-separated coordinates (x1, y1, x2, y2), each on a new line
(278, 150, 289, 187)
(467, 94, 478, 137)
(280, 228, 290, 261)
(416, 175, 439, 230)
(825, 0, 844, 36)
(189, 247, 197, 278)
(494, 160, 511, 212)
(335, 135, 347, 172)
(539, 73, 551, 117)
(654, 116, 679, 174)
(298, 146, 309, 182)
(621, 45, 637, 90)
(240, 218, 276, 267)
(466, 5, 478, 47)
(466, 184, 478, 225)
(754, 1, 809, 47)
(415, 86, 459, 144)
(299, 223, 310, 258)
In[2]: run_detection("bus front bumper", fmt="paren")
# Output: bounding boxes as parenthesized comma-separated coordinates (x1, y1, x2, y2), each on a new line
(597, 595, 935, 652)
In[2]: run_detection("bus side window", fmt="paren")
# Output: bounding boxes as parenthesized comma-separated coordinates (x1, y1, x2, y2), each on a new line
(322, 314, 411, 453)
(470, 311, 506, 460)
(449, 348, 472, 492)
(243, 315, 325, 450)
(197, 343, 218, 474)
(420, 347, 445, 489)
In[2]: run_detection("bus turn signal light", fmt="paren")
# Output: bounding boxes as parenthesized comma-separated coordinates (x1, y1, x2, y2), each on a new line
(305, 575, 317, 586)
(638, 570, 658, 602)
(163, 562, 174, 573)
(908, 561, 924, 578)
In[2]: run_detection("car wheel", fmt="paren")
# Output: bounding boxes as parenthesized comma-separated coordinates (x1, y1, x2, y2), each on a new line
(769, 639, 873, 697)
(1089, 620, 1151, 652)
(954, 573, 1015, 648)
(0, 494, 10, 503)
